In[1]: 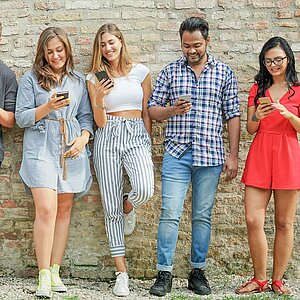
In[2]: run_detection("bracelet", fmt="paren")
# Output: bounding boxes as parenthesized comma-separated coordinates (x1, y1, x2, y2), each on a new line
(251, 113, 260, 122)
(95, 103, 106, 110)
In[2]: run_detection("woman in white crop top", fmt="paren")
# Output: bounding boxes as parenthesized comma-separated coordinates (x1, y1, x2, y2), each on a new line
(86, 23, 154, 296)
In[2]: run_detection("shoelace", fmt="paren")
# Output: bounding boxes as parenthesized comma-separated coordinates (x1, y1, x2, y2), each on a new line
(157, 271, 171, 284)
(193, 269, 208, 283)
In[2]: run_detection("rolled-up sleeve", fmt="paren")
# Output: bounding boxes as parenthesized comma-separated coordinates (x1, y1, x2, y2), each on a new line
(76, 82, 94, 139)
(222, 68, 240, 121)
(15, 71, 37, 128)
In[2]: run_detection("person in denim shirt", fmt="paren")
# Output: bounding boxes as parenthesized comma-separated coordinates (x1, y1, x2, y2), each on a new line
(148, 17, 240, 296)
(16, 27, 93, 298)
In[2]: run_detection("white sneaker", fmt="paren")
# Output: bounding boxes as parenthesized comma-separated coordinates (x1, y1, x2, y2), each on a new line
(124, 209, 136, 236)
(50, 264, 67, 292)
(123, 194, 136, 236)
(113, 272, 130, 296)
(36, 269, 51, 298)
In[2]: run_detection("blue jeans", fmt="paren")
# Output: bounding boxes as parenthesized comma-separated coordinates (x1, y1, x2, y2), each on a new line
(156, 150, 222, 272)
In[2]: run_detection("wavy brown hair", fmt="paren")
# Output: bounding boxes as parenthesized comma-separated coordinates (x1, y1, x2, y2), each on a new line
(88, 23, 132, 76)
(33, 27, 74, 91)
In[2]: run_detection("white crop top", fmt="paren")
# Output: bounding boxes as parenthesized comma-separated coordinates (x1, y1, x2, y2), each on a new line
(86, 63, 149, 113)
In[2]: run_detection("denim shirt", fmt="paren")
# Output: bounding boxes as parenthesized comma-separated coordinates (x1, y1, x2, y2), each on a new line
(15, 69, 93, 198)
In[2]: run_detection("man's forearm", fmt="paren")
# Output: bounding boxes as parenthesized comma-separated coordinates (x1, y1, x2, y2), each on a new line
(148, 106, 175, 121)
(227, 116, 240, 157)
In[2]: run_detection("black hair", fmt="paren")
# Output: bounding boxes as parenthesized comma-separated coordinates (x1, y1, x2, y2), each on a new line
(179, 17, 209, 40)
(254, 36, 299, 105)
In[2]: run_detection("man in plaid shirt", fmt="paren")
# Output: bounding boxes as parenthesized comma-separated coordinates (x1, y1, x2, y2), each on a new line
(149, 17, 240, 296)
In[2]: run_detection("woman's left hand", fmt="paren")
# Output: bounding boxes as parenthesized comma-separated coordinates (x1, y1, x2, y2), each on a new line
(64, 135, 89, 159)
(271, 103, 293, 119)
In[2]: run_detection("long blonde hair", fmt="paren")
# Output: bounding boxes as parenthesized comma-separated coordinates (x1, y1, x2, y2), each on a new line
(88, 23, 133, 76)
(33, 27, 74, 91)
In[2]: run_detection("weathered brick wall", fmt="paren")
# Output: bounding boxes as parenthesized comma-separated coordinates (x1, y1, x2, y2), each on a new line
(0, 0, 299, 279)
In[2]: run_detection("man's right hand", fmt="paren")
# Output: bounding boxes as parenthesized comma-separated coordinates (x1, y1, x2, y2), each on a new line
(173, 99, 192, 115)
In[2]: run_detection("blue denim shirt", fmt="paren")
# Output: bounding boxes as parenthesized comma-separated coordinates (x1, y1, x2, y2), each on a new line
(16, 69, 93, 198)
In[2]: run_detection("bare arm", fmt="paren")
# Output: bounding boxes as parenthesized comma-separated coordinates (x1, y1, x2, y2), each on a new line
(223, 116, 240, 180)
(272, 102, 300, 133)
(246, 103, 274, 135)
(87, 79, 113, 128)
(141, 74, 152, 134)
(0, 109, 15, 128)
(35, 92, 70, 122)
(148, 99, 192, 121)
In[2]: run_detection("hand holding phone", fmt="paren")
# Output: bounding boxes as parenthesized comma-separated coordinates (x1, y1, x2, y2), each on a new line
(258, 97, 271, 105)
(56, 91, 70, 106)
(95, 70, 113, 86)
(179, 94, 192, 103)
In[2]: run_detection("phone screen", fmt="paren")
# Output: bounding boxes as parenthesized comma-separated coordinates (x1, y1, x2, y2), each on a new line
(57, 91, 69, 106)
(258, 97, 271, 105)
(95, 71, 110, 82)
(179, 94, 192, 103)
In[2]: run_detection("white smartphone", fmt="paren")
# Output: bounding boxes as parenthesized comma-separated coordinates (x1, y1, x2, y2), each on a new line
(179, 94, 192, 103)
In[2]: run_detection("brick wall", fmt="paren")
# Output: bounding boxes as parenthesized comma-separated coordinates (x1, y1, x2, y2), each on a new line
(0, 0, 299, 279)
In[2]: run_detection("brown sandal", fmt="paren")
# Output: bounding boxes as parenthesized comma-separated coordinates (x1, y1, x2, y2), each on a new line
(271, 280, 290, 295)
(236, 278, 270, 294)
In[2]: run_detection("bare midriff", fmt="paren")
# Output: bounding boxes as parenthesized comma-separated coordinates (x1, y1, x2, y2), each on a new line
(108, 110, 142, 118)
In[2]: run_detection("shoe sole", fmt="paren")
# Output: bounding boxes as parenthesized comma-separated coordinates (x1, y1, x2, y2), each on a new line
(149, 287, 171, 297)
(112, 290, 130, 297)
(188, 283, 211, 295)
(35, 291, 51, 298)
(52, 286, 67, 292)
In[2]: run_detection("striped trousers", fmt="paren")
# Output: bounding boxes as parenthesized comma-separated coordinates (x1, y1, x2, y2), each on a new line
(93, 115, 154, 257)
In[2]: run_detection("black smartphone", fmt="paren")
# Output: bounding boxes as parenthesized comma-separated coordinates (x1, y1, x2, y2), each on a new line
(57, 91, 69, 106)
(95, 70, 110, 82)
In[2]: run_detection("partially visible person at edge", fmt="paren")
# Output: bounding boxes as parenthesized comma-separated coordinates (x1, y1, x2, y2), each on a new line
(86, 23, 154, 297)
(0, 61, 17, 167)
(15, 27, 93, 298)
(236, 36, 300, 296)
(148, 17, 240, 297)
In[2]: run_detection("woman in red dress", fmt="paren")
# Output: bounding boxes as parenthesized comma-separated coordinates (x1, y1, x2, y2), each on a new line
(237, 36, 300, 295)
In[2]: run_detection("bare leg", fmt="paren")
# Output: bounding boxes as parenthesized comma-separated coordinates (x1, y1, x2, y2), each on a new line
(123, 197, 133, 214)
(272, 190, 298, 293)
(50, 193, 74, 266)
(32, 188, 57, 270)
(237, 186, 271, 293)
(114, 256, 126, 272)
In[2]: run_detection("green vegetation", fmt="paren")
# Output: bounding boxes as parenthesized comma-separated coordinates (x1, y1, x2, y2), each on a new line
(168, 293, 294, 300)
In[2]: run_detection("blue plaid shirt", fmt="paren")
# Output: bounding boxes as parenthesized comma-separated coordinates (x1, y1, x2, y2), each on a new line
(148, 55, 240, 166)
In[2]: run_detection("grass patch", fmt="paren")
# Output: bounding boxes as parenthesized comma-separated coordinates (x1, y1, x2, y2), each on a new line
(61, 296, 80, 300)
(168, 293, 294, 300)
(223, 294, 294, 300)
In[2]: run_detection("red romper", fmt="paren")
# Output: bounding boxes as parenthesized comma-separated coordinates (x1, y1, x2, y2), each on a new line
(241, 83, 300, 189)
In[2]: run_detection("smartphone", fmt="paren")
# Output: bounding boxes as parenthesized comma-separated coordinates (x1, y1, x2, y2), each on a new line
(95, 70, 110, 82)
(258, 97, 271, 105)
(179, 94, 192, 103)
(57, 91, 69, 106)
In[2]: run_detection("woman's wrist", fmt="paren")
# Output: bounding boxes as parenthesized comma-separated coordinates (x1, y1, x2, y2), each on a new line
(95, 102, 106, 110)
(251, 112, 260, 122)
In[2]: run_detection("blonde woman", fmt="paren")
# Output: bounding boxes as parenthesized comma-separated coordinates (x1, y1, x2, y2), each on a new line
(16, 27, 93, 298)
(86, 23, 154, 296)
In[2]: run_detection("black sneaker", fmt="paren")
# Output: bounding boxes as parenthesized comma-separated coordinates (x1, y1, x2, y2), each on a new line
(149, 271, 172, 297)
(188, 268, 211, 295)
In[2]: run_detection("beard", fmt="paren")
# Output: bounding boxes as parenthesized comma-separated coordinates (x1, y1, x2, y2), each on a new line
(186, 52, 207, 66)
